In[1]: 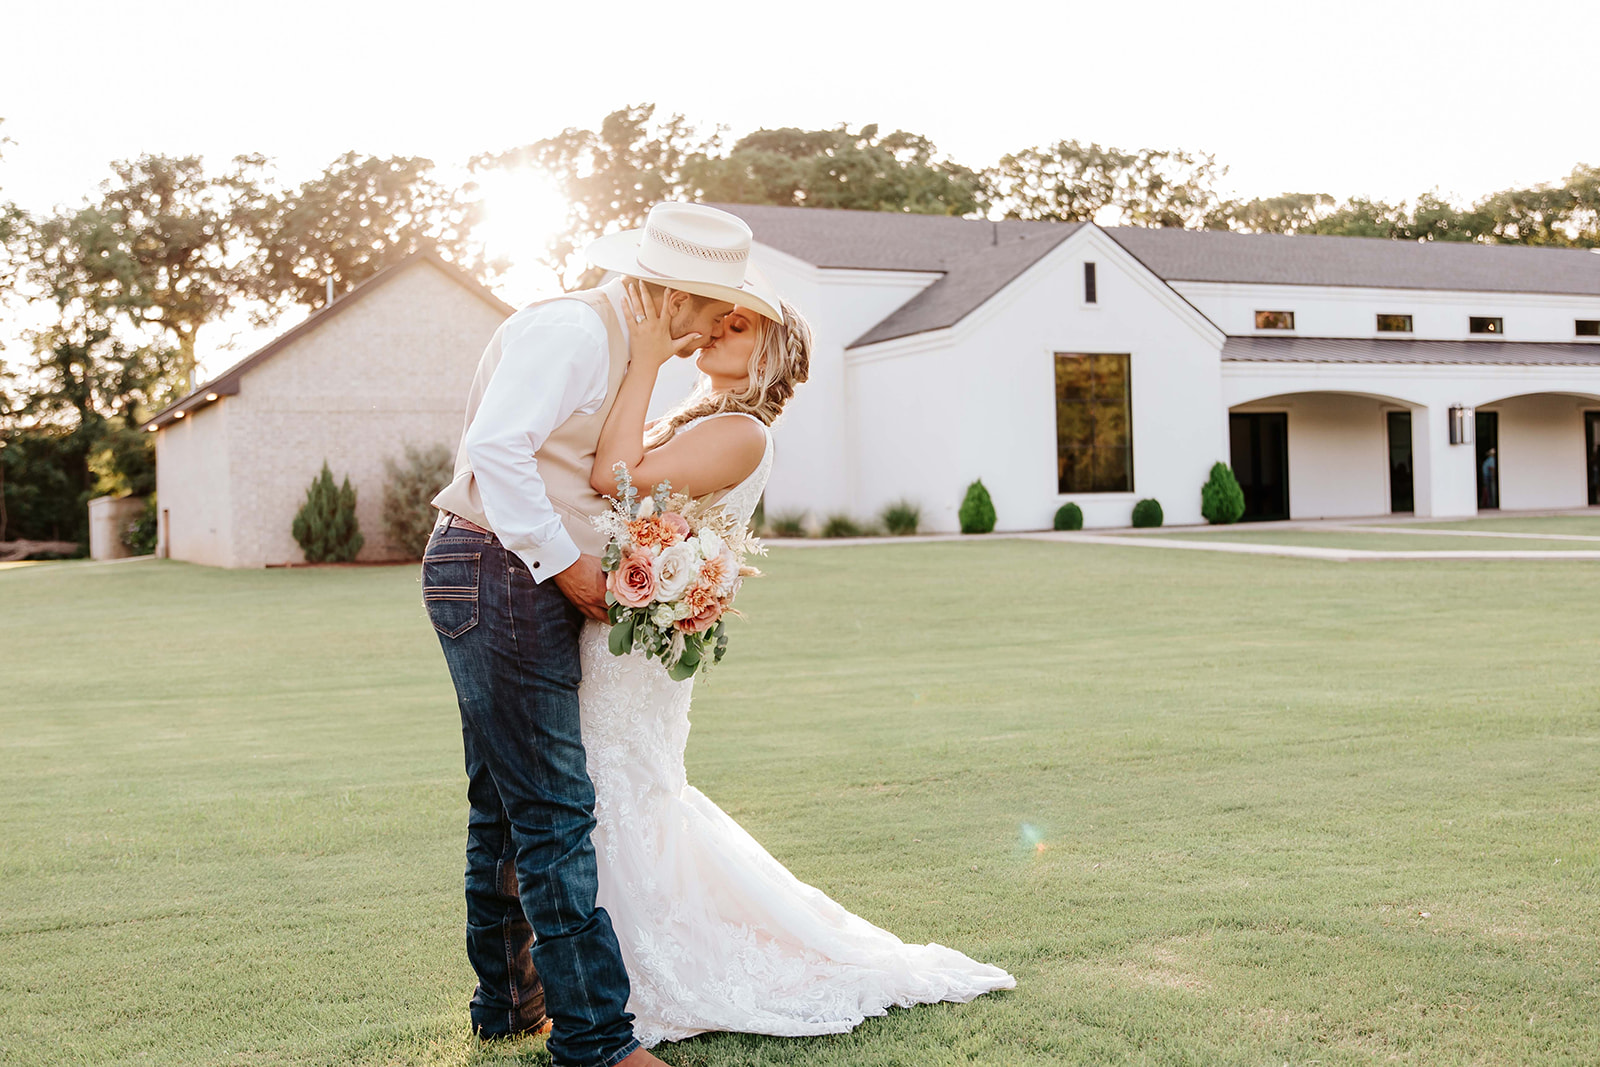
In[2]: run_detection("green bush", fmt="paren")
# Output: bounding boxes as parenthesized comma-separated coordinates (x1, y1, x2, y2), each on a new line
(752, 495, 765, 534)
(880, 499, 921, 536)
(121, 496, 158, 556)
(1200, 462, 1247, 525)
(382, 443, 454, 559)
(767, 511, 807, 537)
(959, 479, 996, 534)
(821, 513, 869, 538)
(292, 461, 364, 563)
(1131, 498, 1164, 528)
(1053, 502, 1084, 531)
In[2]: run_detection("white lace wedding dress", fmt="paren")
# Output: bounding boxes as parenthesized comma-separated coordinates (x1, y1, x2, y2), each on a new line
(576, 413, 1013, 1048)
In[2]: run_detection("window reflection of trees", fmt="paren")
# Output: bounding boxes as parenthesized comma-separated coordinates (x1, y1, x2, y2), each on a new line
(1055, 353, 1133, 494)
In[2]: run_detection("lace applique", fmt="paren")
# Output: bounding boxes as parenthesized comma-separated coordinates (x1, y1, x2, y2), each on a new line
(576, 418, 1012, 1047)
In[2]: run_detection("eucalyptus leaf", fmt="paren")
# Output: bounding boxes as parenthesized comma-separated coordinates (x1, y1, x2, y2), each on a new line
(608, 616, 635, 657)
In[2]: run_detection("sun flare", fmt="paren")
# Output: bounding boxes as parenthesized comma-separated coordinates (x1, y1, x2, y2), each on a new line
(471, 166, 571, 288)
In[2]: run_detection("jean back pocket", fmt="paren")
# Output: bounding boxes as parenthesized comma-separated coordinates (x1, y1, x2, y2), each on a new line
(422, 551, 480, 638)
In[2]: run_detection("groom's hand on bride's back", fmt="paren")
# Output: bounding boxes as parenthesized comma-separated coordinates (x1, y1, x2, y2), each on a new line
(553, 554, 610, 621)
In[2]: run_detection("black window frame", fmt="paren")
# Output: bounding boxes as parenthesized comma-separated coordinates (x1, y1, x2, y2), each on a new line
(1255, 310, 1295, 330)
(1376, 313, 1413, 333)
(1469, 316, 1504, 335)
(1054, 352, 1133, 495)
(1577, 319, 1600, 337)
(1083, 262, 1097, 304)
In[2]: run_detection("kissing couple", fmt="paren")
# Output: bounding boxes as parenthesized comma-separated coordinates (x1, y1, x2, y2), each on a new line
(422, 202, 1013, 1067)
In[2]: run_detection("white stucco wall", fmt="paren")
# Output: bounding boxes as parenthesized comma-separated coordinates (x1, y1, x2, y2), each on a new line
(1175, 281, 1600, 343)
(847, 228, 1227, 532)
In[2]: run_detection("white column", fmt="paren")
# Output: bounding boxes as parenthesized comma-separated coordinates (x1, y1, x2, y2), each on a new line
(1412, 402, 1478, 518)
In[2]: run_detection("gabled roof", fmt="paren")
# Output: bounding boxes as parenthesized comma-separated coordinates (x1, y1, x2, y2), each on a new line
(1107, 227, 1600, 296)
(1223, 336, 1600, 367)
(713, 203, 1600, 349)
(142, 251, 512, 431)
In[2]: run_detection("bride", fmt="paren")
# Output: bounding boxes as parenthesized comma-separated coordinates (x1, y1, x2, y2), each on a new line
(574, 283, 1014, 1049)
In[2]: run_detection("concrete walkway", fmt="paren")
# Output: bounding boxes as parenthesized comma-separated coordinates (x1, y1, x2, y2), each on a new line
(762, 510, 1600, 562)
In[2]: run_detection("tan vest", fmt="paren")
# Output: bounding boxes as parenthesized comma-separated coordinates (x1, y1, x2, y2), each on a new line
(431, 288, 629, 556)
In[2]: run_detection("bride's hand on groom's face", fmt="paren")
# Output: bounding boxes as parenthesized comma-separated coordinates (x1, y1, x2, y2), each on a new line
(624, 283, 703, 370)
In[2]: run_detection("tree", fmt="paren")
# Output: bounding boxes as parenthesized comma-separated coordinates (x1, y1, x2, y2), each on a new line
(479, 104, 712, 284)
(21, 154, 267, 388)
(251, 152, 493, 309)
(988, 140, 1221, 227)
(1200, 462, 1246, 525)
(683, 124, 987, 217)
(1204, 192, 1336, 234)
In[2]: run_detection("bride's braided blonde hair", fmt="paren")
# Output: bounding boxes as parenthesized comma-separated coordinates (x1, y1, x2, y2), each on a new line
(645, 300, 813, 447)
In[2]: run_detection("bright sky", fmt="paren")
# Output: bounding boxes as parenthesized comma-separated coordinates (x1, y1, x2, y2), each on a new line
(3, 0, 1597, 375)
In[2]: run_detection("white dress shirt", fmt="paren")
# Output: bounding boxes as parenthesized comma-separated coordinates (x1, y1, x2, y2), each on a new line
(463, 281, 631, 582)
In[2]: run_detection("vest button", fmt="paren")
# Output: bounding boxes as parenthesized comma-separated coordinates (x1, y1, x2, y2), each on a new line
(532, 561, 540, 569)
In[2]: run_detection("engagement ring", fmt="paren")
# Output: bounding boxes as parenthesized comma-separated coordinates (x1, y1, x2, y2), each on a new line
(635, 315, 645, 323)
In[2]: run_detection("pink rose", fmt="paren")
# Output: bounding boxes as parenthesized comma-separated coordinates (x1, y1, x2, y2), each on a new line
(659, 512, 691, 545)
(608, 549, 657, 608)
(674, 598, 724, 634)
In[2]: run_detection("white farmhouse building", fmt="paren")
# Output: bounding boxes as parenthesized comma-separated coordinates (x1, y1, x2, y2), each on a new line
(715, 204, 1600, 531)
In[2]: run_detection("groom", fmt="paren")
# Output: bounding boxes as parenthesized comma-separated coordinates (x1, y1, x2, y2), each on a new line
(422, 202, 775, 1067)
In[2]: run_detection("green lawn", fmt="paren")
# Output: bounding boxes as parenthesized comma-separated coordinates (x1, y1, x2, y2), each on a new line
(1402, 515, 1600, 536)
(3, 545, 1599, 1066)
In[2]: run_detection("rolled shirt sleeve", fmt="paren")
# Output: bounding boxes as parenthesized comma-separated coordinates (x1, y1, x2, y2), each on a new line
(463, 299, 610, 582)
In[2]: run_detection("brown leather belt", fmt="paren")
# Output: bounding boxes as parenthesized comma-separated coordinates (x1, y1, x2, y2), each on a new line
(442, 512, 492, 535)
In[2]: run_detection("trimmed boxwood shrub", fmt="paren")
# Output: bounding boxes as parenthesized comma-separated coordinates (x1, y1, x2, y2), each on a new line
(959, 479, 996, 534)
(1053, 502, 1084, 531)
(1131, 498, 1164, 528)
(1200, 462, 1247, 525)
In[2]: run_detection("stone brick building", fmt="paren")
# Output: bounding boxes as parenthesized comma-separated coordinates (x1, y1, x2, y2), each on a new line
(142, 252, 511, 567)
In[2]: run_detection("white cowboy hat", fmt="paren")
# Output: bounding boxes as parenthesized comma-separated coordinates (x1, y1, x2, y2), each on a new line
(585, 202, 783, 322)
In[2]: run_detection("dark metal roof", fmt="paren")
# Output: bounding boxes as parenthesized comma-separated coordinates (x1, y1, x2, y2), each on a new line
(1223, 336, 1600, 366)
(1106, 226, 1600, 295)
(711, 203, 1600, 347)
(142, 251, 513, 431)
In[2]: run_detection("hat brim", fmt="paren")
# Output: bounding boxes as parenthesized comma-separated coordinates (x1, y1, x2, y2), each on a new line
(586, 227, 783, 322)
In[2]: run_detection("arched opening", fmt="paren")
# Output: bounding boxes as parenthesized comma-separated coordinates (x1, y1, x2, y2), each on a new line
(1228, 390, 1424, 521)
(1467, 391, 1600, 512)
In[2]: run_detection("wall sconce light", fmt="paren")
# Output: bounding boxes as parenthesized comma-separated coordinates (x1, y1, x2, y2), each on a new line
(205, 392, 219, 402)
(1448, 404, 1474, 445)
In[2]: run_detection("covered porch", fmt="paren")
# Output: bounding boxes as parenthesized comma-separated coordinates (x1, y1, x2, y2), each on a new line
(1221, 337, 1600, 520)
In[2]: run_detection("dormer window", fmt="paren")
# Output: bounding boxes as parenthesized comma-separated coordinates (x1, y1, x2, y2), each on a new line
(1470, 316, 1503, 335)
(1255, 311, 1294, 330)
(1376, 314, 1413, 332)
(1578, 319, 1599, 337)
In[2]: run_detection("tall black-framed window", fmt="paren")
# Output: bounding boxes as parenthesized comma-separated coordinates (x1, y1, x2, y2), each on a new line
(1586, 412, 1600, 506)
(1387, 411, 1414, 512)
(1083, 262, 1098, 303)
(1476, 411, 1500, 509)
(1055, 353, 1132, 493)
(1229, 412, 1290, 521)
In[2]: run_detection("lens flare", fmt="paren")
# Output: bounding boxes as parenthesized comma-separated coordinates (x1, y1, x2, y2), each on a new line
(1018, 822, 1048, 855)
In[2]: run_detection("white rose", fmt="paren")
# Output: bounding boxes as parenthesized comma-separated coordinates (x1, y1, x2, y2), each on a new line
(650, 603, 676, 628)
(652, 542, 699, 601)
(697, 528, 724, 559)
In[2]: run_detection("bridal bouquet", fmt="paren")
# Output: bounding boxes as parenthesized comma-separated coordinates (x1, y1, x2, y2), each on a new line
(593, 462, 763, 680)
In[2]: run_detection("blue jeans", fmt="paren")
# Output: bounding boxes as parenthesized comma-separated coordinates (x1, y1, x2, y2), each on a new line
(422, 522, 639, 1067)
